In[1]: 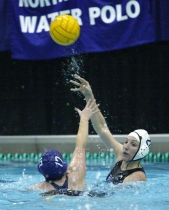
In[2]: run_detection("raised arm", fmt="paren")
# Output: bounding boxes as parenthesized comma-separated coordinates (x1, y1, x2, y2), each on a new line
(67, 99, 99, 190)
(70, 74, 123, 158)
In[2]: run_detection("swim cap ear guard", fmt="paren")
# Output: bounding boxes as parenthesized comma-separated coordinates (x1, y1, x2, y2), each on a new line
(38, 150, 67, 181)
(128, 129, 151, 161)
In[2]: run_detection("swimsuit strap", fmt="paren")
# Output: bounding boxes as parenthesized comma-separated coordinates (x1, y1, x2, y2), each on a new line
(50, 175, 68, 190)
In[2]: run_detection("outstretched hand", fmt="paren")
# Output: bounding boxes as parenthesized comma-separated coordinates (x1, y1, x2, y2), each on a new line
(75, 99, 99, 120)
(70, 74, 93, 97)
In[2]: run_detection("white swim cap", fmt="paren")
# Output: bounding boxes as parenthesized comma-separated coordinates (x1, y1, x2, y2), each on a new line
(128, 129, 151, 161)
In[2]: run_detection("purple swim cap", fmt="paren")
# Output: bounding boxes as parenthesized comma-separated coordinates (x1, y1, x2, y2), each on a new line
(38, 150, 67, 181)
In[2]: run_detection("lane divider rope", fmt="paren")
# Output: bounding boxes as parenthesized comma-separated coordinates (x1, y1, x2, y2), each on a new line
(0, 152, 168, 162)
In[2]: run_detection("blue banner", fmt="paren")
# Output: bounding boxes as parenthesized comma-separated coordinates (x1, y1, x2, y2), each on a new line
(150, 0, 169, 41)
(8, 0, 156, 60)
(0, 1, 10, 51)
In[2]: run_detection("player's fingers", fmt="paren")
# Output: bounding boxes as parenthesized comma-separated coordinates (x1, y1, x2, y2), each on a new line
(93, 109, 100, 114)
(91, 104, 100, 112)
(70, 88, 80, 92)
(86, 99, 92, 107)
(74, 74, 88, 85)
(74, 107, 81, 114)
(69, 80, 81, 86)
(88, 99, 96, 108)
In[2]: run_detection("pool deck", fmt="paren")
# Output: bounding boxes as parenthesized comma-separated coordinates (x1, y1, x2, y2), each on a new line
(0, 134, 168, 154)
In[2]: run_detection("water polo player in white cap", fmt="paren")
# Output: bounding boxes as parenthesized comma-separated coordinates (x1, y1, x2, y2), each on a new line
(70, 75, 151, 184)
(30, 99, 99, 192)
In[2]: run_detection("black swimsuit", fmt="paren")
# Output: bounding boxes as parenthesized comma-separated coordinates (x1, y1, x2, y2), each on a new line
(106, 160, 145, 184)
(41, 176, 83, 197)
(41, 176, 104, 197)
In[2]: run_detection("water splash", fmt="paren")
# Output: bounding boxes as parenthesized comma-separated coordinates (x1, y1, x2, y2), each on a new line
(61, 49, 85, 84)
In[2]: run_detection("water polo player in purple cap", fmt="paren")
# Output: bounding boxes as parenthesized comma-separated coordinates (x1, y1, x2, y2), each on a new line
(30, 99, 99, 193)
(70, 75, 151, 184)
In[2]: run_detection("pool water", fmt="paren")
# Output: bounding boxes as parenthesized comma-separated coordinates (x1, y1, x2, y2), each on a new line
(0, 161, 169, 210)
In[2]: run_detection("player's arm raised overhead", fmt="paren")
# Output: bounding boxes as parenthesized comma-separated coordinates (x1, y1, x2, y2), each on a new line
(67, 99, 100, 190)
(70, 74, 122, 159)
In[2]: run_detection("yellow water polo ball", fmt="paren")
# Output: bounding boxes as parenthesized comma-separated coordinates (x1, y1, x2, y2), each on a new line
(49, 14, 80, 46)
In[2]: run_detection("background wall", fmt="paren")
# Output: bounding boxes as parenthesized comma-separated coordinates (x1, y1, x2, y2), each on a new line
(0, 135, 168, 154)
(0, 41, 168, 135)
